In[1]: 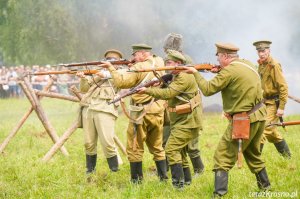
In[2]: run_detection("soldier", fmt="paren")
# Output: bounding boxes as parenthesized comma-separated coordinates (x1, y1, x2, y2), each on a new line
(184, 43, 271, 197)
(163, 33, 205, 176)
(100, 44, 168, 183)
(76, 49, 123, 175)
(253, 40, 291, 158)
(137, 50, 203, 189)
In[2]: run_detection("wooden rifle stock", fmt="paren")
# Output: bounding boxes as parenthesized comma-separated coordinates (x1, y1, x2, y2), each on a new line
(60, 59, 133, 67)
(266, 120, 300, 127)
(127, 63, 217, 72)
(28, 69, 100, 76)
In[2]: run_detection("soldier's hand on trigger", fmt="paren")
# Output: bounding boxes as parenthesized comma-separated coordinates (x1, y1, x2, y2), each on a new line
(99, 61, 113, 69)
(76, 71, 85, 78)
(211, 65, 222, 73)
(137, 87, 147, 94)
(276, 108, 284, 117)
(95, 71, 105, 78)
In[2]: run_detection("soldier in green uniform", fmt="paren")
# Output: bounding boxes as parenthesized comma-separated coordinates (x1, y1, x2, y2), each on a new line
(163, 33, 204, 176)
(76, 49, 123, 175)
(100, 44, 168, 183)
(137, 50, 203, 189)
(184, 43, 271, 197)
(253, 40, 291, 158)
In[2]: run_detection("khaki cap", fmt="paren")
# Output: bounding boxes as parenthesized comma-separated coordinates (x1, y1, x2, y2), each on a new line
(165, 49, 186, 64)
(104, 49, 123, 59)
(253, 40, 272, 50)
(131, 43, 152, 54)
(215, 42, 239, 55)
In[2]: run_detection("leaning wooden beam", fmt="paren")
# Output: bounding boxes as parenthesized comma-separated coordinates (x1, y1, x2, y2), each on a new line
(23, 77, 69, 156)
(69, 85, 82, 100)
(113, 136, 127, 157)
(0, 79, 53, 154)
(34, 90, 79, 102)
(288, 95, 300, 103)
(42, 120, 79, 162)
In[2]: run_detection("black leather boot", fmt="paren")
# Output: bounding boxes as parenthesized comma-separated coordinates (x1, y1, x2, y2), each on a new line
(274, 140, 291, 158)
(86, 154, 97, 174)
(255, 168, 271, 190)
(155, 160, 168, 181)
(130, 162, 143, 184)
(183, 167, 192, 185)
(107, 155, 119, 172)
(213, 170, 228, 197)
(170, 164, 184, 189)
(190, 156, 205, 174)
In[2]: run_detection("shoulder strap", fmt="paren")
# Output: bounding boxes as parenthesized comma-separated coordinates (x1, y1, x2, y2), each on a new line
(231, 61, 260, 79)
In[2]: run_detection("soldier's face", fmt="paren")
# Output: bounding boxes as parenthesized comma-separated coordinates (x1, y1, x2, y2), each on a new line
(257, 48, 270, 62)
(132, 51, 146, 62)
(216, 53, 226, 67)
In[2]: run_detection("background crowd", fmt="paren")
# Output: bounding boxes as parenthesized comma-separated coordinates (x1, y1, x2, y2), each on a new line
(0, 65, 79, 98)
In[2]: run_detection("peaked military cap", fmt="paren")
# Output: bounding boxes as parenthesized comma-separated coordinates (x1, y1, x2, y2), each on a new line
(131, 43, 152, 54)
(163, 33, 183, 52)
(215, 42, 239, 55)
(104, 49, 123, 59)
(253, 40, 272, 50)
(165, 49, 186, 64)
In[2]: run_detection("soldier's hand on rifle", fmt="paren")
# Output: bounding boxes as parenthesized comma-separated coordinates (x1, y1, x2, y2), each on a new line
(137, 87, 147, 94)
(276, 108, 284, 117)
(99, 61, 113, 69)
(76, 71, 86, 78)
(181, 66, 197, 74)
(211, 65, 222, 73)
(95, 71, 105, 78)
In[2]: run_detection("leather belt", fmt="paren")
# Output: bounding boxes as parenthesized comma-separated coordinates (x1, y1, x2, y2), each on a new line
(168, 107, 176, 112)
(265, 95, 279, 100)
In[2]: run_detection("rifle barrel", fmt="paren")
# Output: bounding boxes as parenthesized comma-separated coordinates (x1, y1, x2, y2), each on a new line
(29, 70, 99, 76)
(61, 59, 132, 67)
(128, 63, 215, 72)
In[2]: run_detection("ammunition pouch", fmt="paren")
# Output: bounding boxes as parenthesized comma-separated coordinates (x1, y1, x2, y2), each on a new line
(169, 93, 201, 115)
(232, 112, 250, 140)
(77, 106, 84, 128)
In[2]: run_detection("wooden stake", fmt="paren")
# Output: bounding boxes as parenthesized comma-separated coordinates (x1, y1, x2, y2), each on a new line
(23, 77, 69, 156)
(0, 79, 53, 154)
(34, 90, 79, 102)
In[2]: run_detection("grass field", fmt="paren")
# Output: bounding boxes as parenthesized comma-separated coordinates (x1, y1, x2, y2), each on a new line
(0, 98, 299, 199)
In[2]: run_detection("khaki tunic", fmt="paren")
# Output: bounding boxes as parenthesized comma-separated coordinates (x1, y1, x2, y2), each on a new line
(80, 75, 119, 157)
(146, 72, 202, 167)
(258, 56, 288, 144)
(108, 55, 166, 162)
(194, 58, 267, 173)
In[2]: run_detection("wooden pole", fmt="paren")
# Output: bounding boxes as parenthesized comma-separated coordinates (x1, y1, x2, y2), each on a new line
(69, 85, 82, 100)
(288, 95, 300, 103)
(23, 77, 69, 156)
(0, 79, 53, 154)
(34, 90, 79, 102)
(113, 136, 127, 157)
(42, 120, 79, 162)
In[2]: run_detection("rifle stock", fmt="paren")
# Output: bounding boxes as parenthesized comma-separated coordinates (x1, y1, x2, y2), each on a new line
(266, 120, 300, 127)
(28, 69, 100, 76)
(108, 74, 173, 105)
(127, 63, 217, 73)
(60, 59, 133, 67)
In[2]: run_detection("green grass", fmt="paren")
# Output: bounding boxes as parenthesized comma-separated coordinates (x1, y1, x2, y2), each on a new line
(0, 98, 299, 198)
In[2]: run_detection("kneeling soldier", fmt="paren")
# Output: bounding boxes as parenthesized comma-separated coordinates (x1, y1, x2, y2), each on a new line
(138, 50, 203, 189)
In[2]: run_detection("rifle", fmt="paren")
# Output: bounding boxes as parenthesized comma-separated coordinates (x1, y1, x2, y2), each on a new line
(28, 69, 101, 76)
(59, 59, 133, 67)
(127, 63, 218, 73)
(108, 73, 173, 105)
(266, 120, 300, 128)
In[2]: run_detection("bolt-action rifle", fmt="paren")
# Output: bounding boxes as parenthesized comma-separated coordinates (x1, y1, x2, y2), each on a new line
(59, 59, 133, 67)
(108, 73, 173, 105)
(127, 63, 219, 73)
(266, 120, 300, 128)
(27, 69, 101, 76)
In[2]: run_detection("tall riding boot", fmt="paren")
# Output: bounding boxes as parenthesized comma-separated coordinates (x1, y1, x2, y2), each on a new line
(155, 160, 168, 181)
(190, 156, 205, 174)
(170, 164, 184, 189)
(213, 170, 228, 197)
(107, 155, 119, 172)
(274, 139, 291, 158)
(130, 162, 143, 184)
(260, 143, 264, 153)
(255, 168, 271, 190)
(86, 154, 97, 174)
(183, 167, 192, 185)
